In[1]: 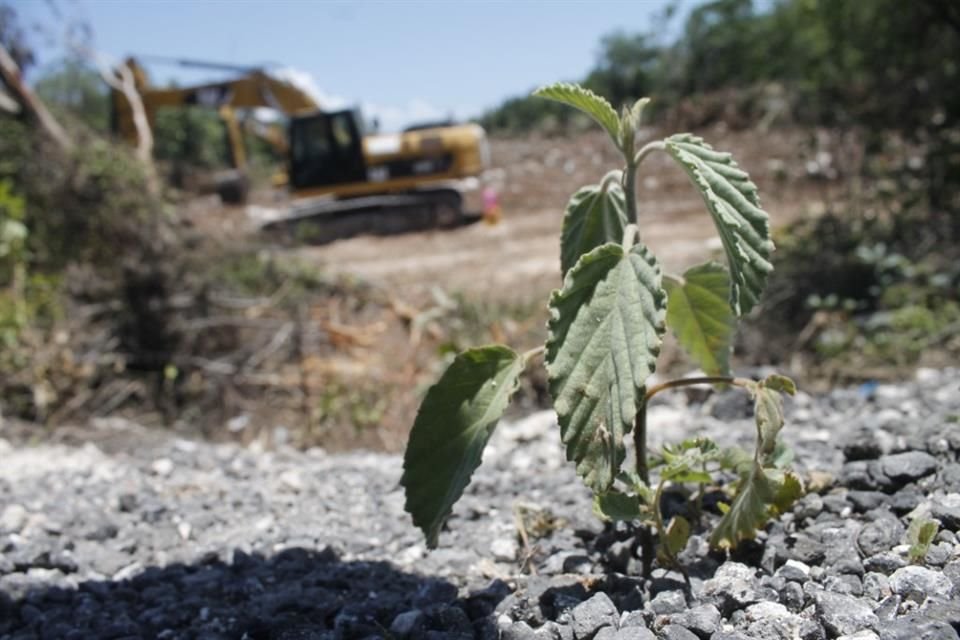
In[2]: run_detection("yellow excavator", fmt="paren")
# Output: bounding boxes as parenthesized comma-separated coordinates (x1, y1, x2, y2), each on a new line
(110, 57, 495, 242)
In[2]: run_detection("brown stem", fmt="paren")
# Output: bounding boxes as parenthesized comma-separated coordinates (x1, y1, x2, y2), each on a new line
(634, 403, 649, 485)
(634, 375, 747, 579)
(623, 160, 638, 225)
(634, 403, 654, 578)
(645, 376, 750, 402)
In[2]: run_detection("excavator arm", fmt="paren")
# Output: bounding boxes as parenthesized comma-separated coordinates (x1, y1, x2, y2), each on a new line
(111, 58, 319, 151)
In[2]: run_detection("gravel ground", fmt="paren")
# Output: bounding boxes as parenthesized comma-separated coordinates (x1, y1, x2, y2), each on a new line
(1, 368, 959, 639)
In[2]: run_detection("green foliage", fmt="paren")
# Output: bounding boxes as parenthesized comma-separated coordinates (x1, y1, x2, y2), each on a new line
(403, 83, 794, 572)
(534, 83, 622, 148)
(547, 242, 667, 491)
(401, 345, 524, 548)
(657, 437, 720, 484)
(0, 119, 156, 271)
(154, 107, 232, 173)
(0, 179, 26, 265)
(481, 0, 960, 134)
(750, 379, 789, 458)
(907, 516, 940, 564)
(755, 158, 960, 374)
(593, 489, 645, 523)
(664, 262, 733, 376)
(0, 179, 27, 345)
(709, 375, 799, 549)
(34, 59, 110, 133)
(711, 465, 801, 549)
(559, 172, 628, 276)
(664, 134, 773, 315)
(582, 32, 660, 111)
(662, 516, 691, 560)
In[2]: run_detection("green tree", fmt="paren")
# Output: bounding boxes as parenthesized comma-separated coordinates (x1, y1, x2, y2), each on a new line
(34, 59, 110, 132)
(582, 32, 660, 110)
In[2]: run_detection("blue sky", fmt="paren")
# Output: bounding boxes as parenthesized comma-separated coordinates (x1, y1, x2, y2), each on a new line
(18, 0, 690, 130)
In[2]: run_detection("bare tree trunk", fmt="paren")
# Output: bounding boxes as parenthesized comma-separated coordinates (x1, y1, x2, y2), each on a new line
(0, 43, 74, 152)
(84, 53, 159, 195)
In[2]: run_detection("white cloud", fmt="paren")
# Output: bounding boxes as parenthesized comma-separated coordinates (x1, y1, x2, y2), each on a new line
(272, 67, 350, 111)
(270, 67, 477, 132)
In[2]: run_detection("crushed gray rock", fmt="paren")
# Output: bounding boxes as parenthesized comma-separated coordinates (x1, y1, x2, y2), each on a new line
(815, 591, 878, 636)
(1, 368, 958, 639)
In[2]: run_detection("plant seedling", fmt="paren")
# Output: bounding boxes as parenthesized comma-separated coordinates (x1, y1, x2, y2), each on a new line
(401, 83, 801, 575)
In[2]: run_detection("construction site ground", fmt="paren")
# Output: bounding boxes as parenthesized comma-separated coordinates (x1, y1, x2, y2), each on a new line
(173, 125, 846, 451)
(200, 126, 837, 306)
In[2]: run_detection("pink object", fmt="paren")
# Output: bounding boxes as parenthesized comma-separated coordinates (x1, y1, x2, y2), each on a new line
(482, 187, 499, 210)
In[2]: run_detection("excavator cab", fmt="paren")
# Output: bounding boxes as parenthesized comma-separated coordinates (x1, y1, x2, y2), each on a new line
(288, 109, 367, 191)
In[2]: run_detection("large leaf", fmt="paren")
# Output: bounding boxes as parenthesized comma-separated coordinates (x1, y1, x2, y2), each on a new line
(547, 242, 667, 491)
(749, 374, 796, 458)
(664, 134, 775, 315)
(534, 83, 621, 147)
(664, 262, 734, 376)
(710, 465, 803, 550)
(560, 172, 628, 276)
(753, 385, 786, 457)
(593, 490, 643, 522)
(402, 345, 523, 548)
(709, 463, 774, 550)
(663, 515, 691, 558)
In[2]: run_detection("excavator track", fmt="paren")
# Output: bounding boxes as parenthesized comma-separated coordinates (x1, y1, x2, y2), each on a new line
(261, 188, 480, 246)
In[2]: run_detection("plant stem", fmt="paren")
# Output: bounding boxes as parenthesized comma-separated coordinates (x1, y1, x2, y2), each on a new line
(645, 376, 751, 402)
(623, 140, 665, 227)
(662, 272, 684, 288)
(600, 169, 622, 194)
(633, 140, 666, 167)
(635, 403, 655, 578)
(522, 345, 545, 363)
(634, 404, 649, 485)
(624, 160, 638, 225)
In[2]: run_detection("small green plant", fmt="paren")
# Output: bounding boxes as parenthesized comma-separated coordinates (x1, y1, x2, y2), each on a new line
(401, 84, 801, 574)
(906, 515, 940, 564)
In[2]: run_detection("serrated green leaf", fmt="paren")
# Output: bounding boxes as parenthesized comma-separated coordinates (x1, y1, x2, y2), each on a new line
(906, 515, 940, 562)
(769, 471, 804, 513)
(710, 463, 775, 550)
(717, 446, 754, 474)
(402, 345, 523, 548)
(664, 515, 691, 557)
(664, 262, 734, 376)
(672, 436, 720, 453)
(664, 134, 775, 315)
(534, 82, 621, 147)
(629, 97, 651, 129)
(769, 441, 795, 469)
(753, 385, 786, 457)
(560, 173, 628, 276)
(594, 490, 643, 522)
(547, 242, 667, 491)
(660, 440, 718, 483)
(906, 516, 940, 546)
(763, 374, 797, 395)
(917, 520, 939, 545)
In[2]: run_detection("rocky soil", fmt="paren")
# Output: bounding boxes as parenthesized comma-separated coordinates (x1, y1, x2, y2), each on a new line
(1, 368, 959, 639)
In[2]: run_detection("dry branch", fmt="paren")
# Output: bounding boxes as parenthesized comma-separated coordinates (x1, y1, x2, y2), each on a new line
(0, 43, 73, 151)
(72, 46, 159, 194)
